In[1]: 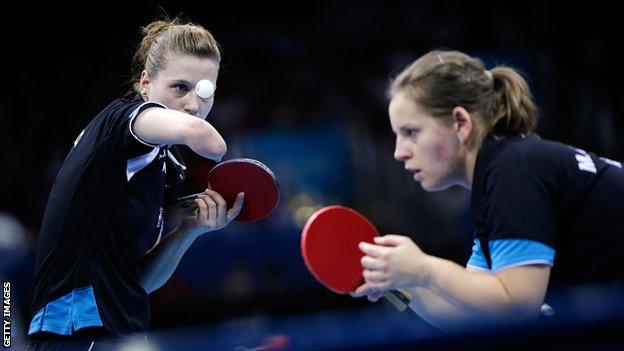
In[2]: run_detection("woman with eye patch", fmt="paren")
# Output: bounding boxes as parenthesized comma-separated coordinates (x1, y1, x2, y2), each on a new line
(351, 50, 624, 331)
(26, 16, 244, 350)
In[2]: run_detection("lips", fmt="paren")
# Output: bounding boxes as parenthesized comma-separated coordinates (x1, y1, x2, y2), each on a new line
(406, 168, 422, 181)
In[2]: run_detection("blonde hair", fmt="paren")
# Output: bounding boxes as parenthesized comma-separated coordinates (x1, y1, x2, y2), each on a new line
(389, 50, 538, 148)
(131, 16, 221, 93)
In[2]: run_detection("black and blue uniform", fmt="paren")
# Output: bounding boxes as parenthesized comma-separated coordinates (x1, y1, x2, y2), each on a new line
(467, 135, 624, 290)
(28, 94, 186, 342)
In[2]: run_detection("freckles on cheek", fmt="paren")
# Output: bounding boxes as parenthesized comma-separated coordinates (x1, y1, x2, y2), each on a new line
(432, 134, 453, 163)
(434, 144, 449, 162)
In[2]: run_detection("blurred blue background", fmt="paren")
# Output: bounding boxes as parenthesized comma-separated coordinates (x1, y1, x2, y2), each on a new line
(2, 1, 623, 349)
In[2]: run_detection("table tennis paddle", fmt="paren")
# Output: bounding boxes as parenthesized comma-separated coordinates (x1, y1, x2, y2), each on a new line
(300, 205, 412, 311)
(176, 158, 279, 222)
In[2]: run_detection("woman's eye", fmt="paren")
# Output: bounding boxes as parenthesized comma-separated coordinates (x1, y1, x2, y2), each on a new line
(173, 84, 189, 93)
(405, 129, 419, 137)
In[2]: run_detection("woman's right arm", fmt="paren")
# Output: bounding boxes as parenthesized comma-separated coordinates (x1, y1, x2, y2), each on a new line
(353, 281, 473, 331)
(405, 269, 489, 330)
(132, 107, 227, 160)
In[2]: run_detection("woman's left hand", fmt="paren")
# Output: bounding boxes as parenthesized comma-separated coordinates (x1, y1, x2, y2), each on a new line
(359, 235, 430, 291)
(181, 189, 244, 235)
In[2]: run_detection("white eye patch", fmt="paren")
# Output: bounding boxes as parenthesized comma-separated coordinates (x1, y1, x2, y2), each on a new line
(195, 79, 216, 99)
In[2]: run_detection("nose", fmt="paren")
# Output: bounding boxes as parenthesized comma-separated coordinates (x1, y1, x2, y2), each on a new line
(183, 93, 201, 117)
(394, 137, 410, 162)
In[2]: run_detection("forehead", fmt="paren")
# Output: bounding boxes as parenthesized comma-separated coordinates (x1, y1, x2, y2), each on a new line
(159, 55, 219, 83)
(388, 94, 429, 128)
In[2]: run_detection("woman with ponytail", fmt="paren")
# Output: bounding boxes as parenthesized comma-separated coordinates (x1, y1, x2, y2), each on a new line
(27, 17, 244, 350)
(352, 50, 624, 330)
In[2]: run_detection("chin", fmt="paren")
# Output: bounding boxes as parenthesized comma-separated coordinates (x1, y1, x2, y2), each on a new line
(420, 180, 453, 192)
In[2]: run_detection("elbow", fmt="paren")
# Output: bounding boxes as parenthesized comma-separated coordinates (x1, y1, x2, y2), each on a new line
(485, 299, 541, 325)
(508, 300, 542, 322)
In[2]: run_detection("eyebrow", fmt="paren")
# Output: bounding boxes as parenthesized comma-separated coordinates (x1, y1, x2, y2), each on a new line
(169, 79, 193, 86)
(398, 125, 421, 133)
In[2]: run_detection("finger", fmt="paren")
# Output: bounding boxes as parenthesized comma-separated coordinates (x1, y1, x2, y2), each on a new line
(198, 194, 218, 227)
(373, 235, 406, 246)
(359, 242, 388, 258)
(206, 190, 227, 224)
(368, 290, 384, 302)
(226, 192, 245, 222)
(360, 256, 386, 271)
(350, 283, 374, 297)
(206, 189, 226, 208)
(363, 269, 388, 283)
(206, 196, 218, 227)
(194, 199, 208, 224)
(352, 283, 375, 297)
(367, 280, 393, 290)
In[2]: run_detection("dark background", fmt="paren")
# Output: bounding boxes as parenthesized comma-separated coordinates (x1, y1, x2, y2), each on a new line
(1, 1, 623, 349)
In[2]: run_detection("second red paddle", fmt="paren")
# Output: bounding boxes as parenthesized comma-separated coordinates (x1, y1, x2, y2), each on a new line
(300, 205, 412, 311)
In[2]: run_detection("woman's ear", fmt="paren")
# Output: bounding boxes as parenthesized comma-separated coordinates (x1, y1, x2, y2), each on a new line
(139, 70, 150, 96)
(452, 106, 473, 145)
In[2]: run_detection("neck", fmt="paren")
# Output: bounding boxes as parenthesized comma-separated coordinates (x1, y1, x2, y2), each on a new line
(459, 148, 479, 190)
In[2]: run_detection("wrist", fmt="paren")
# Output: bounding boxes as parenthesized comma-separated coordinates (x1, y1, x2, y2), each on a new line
(179, 219, 213, 240)
(418, 254, 437, 288)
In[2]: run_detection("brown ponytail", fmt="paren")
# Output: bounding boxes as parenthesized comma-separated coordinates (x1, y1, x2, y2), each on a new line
(489, 67, 538, 137)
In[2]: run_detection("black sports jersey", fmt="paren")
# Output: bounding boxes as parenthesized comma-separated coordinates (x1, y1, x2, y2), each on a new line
(28, 94, 186, 336)
(468, 135, 624, 287)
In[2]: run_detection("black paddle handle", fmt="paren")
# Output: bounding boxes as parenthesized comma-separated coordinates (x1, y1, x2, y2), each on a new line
(176, 192, 205, 210)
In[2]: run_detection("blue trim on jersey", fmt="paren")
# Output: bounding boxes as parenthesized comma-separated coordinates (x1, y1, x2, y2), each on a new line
(28, 285, 103, 335)
(466, 239, 555, 272)
(490, 239, 555, 271)
(466, 239, 489, 269)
